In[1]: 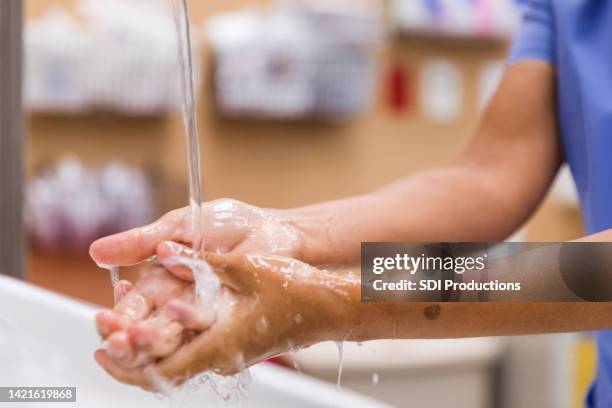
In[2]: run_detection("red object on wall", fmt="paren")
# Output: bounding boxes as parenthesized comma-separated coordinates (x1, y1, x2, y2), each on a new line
(387, 61, 410, 113)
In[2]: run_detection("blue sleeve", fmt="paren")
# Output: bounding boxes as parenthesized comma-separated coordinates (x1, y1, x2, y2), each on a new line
(509, 0, 556, 64)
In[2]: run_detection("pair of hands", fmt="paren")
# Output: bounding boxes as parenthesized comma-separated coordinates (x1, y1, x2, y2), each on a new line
(91, 200, 354, 389)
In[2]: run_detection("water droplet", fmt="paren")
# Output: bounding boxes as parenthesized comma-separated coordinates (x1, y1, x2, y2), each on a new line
(335, 341, 344, 391)
(372, 373, 379, 385)
(259, 316, 268, 331)
(294, 314, 303, 324)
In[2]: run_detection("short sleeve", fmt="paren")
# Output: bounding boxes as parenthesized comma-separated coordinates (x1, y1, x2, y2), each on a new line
(509, 0, 556, 64)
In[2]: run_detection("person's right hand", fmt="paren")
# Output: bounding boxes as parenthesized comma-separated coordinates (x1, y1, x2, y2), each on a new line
(90, 199, 307, 268)
(94, 245, 358, 390)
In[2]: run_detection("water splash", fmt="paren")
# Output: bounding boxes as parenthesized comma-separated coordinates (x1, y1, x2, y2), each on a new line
(166, 254, 220, 305)
(198, 370, 252, 402)
(145, 364, 252, 404)
(146, 252, 251, 401)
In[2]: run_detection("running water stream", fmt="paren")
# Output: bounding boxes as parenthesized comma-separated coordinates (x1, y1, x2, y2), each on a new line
(150, 0, 249, 400)
(100, 0, 207, 305)
(95, 263, 121, 305)
(171, 0, 203, 257)
(170, 0, 222, 306)
(335, 341, 344, 391)
(108, 265, 120, 304)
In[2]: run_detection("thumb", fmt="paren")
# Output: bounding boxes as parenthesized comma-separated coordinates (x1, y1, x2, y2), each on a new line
(90, 208, 187, 267)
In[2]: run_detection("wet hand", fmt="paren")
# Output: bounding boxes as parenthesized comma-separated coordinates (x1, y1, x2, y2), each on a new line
(94, 242, 356, 390)
(89, 199, 305, 268)
(94, 262, 211, 371)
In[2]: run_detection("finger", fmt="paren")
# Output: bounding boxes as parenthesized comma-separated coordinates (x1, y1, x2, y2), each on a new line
(135, 265, 191, 308)
(115, 280, 133, 303)
(114, 287, 153, 321)
(128, 289, 207, 358)
(94, 349, 152, 389)
(156, 241, 196, 282)
(129, 319, 185, 358)
(96, 286, 154, 339)
(161, 247, 263, 293)
(165, 299, 215, 331)
(157, 242, 238, 296)
(127, 288, 187, 358)
(97, 266, 191, 340)
(155, 323, 239, 380)
(106, 331, 134, 363)
(96, 309, 131, 338)
(89, 208, 187, 266)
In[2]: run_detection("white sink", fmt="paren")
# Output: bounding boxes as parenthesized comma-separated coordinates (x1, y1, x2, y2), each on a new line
(0, 275, 387, 408)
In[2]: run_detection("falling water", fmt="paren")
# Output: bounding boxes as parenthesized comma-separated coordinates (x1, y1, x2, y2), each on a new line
(103, 0, 205, 307)
(158, 0, 251, 400)
(335, 341, 344, 391)
(108, 266, 120, 304)
(96, 263, 121, 305)
(171, 0, 204, 256)
(371, 373, 379, 385)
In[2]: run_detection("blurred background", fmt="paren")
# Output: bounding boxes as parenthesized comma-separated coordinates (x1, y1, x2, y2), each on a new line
(16, 0, 591, 407)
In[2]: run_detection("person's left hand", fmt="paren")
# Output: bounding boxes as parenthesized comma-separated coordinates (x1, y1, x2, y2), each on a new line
(94, 241, 357, 390)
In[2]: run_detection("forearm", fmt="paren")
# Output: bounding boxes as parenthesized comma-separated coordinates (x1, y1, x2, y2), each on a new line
(323, 229, 612, 340)
(345, 302, 612, 341)
(283, 63, 559, 268)
(289, 163, 537, 266)
(319, 274, 612, 341)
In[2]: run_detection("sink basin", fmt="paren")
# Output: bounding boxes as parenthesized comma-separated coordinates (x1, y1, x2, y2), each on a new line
(0, 275, 387, 407)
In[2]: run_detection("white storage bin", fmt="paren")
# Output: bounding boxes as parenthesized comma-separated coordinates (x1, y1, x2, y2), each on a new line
(207, 4, 382, 121)
(25, 0, 202, 115)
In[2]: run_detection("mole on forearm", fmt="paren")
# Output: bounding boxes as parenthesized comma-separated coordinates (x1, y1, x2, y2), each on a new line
(423, 304, 441, 321)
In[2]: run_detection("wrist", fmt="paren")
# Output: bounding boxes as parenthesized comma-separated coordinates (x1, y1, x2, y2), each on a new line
(274, 264, 360, 347)
(275, 207, 338, 266)
(279, 194, 376, 266)
(306, 271, 363, 343)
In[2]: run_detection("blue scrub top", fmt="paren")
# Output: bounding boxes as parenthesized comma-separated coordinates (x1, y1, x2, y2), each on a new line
(510, 1, 612, 406)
